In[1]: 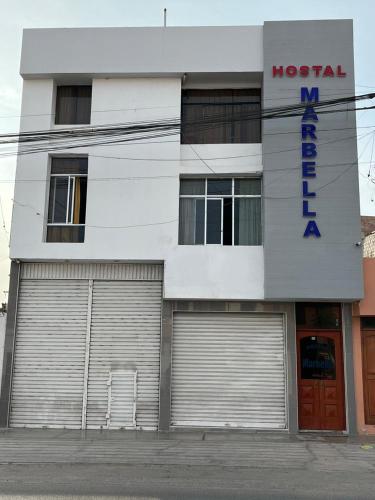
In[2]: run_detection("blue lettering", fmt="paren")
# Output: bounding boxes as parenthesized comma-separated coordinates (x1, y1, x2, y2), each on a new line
(302, 106, 319, 122)
(301, 124, 317, 140)
(303, 200, 316, 217)
(302, 162, 316, 178)
(303, 181, 316, 197)
(301, 87, 319, 103)
(303, 220, 321, 238)
(300, 87, 320, 239)
(302, 143, 317, 158)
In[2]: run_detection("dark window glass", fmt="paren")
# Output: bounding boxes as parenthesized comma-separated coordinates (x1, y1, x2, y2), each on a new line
(206, 199, 221, 244)
(181, 89, 261, 144)
(47, 158, 88, 243)
(235, 178, 261, 195)
(178, 177, 262, 246)
(223, 198, 232, 246)
(46, 225, 85, 243)
(76, 177, 87, 224)
(195, 199, 205, 244)
(48, 177, 69, 223)
(179, 198, 205, 244)
(55, 86, 92, 125)
(207, 179, 232, 196)
(180, 179, 205, 195)
(296, 303, 341, 330)
(361, 317, 375, 329)
(300, 336, 336, 380)
(234, 198, 261, 245)
(51, 157, 88, 175)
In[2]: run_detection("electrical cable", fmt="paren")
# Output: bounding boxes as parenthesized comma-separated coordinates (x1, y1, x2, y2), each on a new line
(0, 91, 373, 146)
(0, 129, 371, 186)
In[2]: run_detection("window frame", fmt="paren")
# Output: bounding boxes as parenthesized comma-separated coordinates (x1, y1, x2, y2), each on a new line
(179, 177, 262, 246)
(46, 157, 88, 243)
(54, 84, 92, 125)
(48, 173, 87, 226)
(181, 88, 262, 145)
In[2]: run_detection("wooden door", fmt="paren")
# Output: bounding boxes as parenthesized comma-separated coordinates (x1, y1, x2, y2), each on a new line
(362, 330, 375, 425)
(297, 331, 346, 431)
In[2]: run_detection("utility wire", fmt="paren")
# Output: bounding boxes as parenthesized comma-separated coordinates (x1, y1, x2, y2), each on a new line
(0, 104, 373, 160)
(0, 91, 373, 144)
(0, 128, 371, 185)
(1, 88, 372, 122)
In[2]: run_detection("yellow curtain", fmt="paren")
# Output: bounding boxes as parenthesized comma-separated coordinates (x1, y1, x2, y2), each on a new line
(73, 177, 81, 224)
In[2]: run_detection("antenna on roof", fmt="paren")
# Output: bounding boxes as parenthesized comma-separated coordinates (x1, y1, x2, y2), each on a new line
(164, 8, 167, 27)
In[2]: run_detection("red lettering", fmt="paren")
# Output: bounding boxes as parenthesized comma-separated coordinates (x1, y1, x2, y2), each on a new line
(336, 65, 346, 77)
(323, 65, 334, 77)
(272, 64, 346, 77)
(312, 65, 323, 77)
(286, 65, 297, 77)
(273, 66, 283, 77)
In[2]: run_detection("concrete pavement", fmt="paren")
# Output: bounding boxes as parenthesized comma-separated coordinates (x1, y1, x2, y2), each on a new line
(0, 429, 374, 498)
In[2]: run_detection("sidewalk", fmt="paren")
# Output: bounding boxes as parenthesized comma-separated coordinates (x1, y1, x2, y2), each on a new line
(0, 428, 374, 471)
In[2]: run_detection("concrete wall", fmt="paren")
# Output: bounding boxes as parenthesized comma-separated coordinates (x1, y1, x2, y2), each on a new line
(10, 76, 264, 300)
(20, 26, 263, 77)
(10, 22, 363, 301)
(263, 20, 363, 300)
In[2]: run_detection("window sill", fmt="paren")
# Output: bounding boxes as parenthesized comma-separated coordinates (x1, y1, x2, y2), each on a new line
(52, 123, 91, 129)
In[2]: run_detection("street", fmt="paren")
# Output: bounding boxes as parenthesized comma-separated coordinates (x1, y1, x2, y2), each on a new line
(0, 430, 374, 499)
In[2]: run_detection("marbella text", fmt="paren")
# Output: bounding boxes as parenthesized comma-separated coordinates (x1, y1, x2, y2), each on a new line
(273, 64, 347, 238)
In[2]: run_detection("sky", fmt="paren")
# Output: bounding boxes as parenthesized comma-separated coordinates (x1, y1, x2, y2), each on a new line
(0, 0, 374, 298)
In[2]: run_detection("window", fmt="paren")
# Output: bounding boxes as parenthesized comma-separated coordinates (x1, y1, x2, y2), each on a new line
(361, 317, 375, 329)
(55, 85, 92, 125)
(181, 89, 261, 144)
(296, 303, 341, 330)
(47, 158, 88, 243)
(179, 178, 262, 246)
(300, 336, 336, 380)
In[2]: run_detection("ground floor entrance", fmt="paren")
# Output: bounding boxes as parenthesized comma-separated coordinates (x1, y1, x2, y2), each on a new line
(297, 331, 346, 430)
(1, 264, 359, 434)
(8, 263, 163, 430)
(171, 311, 286, 429)
(296, 303, 346, 431)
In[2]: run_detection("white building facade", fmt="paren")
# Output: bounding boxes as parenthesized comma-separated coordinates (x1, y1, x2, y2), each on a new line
(0, 21, 363, 433)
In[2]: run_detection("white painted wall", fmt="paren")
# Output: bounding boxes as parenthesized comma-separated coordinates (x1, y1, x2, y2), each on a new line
(20, 26, 263, 77)
(10, 76, 264, 300)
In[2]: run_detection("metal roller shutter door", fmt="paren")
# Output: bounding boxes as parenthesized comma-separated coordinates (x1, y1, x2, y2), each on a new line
(86, 281, 162, 430)
(171, 312, 286, 429)
(10, 279, 88, 428)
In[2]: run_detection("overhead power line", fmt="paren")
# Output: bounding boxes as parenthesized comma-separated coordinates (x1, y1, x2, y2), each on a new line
(0, 91, 373, 161)
(1, 86, 374, 121)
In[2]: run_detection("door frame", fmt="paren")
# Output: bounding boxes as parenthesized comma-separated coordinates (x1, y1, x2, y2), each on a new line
(296, 329, 346, 431)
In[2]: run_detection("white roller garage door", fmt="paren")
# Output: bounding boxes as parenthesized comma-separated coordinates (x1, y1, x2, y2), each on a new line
(86, 280, 162, 430)
(9, 263, 163, 430)
(10, 280, 88, 428)
(171, 312, 286, 429)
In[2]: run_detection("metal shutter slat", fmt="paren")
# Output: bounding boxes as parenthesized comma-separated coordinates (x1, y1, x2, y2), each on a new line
(10, 279, 88, 429)
(171, 312, 286, 430)
(86, 281, 161, 430)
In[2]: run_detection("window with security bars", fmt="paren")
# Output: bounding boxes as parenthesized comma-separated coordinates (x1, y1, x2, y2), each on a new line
(46, 157, 88, 243)
(179, 178, 262, 246)
(181, 89, 261, 144)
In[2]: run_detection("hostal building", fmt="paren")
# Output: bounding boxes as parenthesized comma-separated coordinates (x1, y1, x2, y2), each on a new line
(0, 20, 363, 434)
